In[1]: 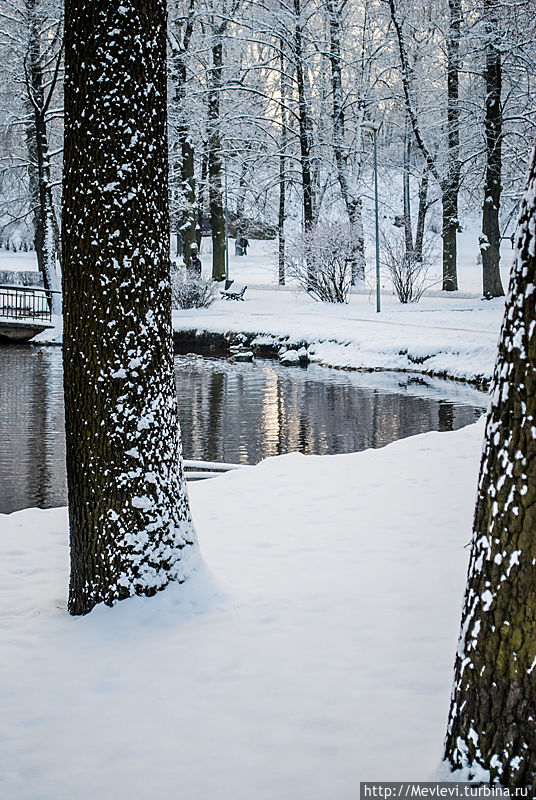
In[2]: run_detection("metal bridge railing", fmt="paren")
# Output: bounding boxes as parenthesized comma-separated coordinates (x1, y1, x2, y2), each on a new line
(0, 285, 55, 323)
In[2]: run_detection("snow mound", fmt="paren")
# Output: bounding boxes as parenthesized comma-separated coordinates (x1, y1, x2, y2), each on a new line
(0, 420, 486, 799)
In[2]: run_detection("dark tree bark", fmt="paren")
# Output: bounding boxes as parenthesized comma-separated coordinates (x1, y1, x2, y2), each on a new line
(414, 163, 430, 263)
(403, 116, 414, 253)
(63, 0, 197, 616)
(180, 136, 197, 258)
(197, 148, 209, 249)
(234, 157, 248, 253)
(444, 142, 536, 791)
(293, 0, 314, 234)
(24, 0, 62, 312)
(278, 37, 287, 286)
(325, 0, 365, 283)
(441, 185, 458, 290)
(442, 0, 462, 291)
(278, 162, 286, 284)
(169, 0, 198, 263)
(401, 123, 430, 267)
(207, 26, 226, 281)
(480, 0, 505, 299)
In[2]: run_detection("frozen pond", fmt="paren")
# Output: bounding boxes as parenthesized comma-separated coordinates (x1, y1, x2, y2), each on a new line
(0, 345, 488, 514)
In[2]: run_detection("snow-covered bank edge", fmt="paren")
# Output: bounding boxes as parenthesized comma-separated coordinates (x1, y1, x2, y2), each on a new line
(171, 325, 494, 389)
(30, 297, 500, 389)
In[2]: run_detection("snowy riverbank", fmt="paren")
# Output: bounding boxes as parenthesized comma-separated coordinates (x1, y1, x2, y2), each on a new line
(1, 419, 485, 798)
(18, 236, 510, 385)
(34, 288, 505, 386)
(171, 288, 505, 386)
(170, 239, 507, 385)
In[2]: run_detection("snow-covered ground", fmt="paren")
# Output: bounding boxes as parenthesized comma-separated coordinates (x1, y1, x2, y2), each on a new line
(0, 250, 38, 273)
(0, 419, 484, 799)
(189, 225, 514, 297)
(1, 232, 499, 794)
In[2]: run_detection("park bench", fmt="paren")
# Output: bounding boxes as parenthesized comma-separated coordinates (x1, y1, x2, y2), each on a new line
(220, 281, 247, 301)
(183, 459, 251, 480)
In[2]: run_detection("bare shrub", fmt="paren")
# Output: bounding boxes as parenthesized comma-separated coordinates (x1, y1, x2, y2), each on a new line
(170, 266, 216, 309)
(287, 222, 362, 303)
(381, 231, 437, 303)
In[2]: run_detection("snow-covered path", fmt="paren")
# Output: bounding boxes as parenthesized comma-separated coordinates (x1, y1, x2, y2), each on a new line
(0, 420, 484, 799)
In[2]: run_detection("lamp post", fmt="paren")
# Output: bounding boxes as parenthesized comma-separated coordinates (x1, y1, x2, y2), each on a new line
(224, 154, 229, 283)
(361, 120, 381, 313)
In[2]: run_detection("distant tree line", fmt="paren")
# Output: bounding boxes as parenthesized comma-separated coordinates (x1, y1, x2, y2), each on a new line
(0, 0, 535, 295)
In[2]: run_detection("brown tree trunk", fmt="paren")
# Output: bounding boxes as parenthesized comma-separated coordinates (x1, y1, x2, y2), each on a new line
(234, 159, 248, 254)
(325, 0, 365, 283)
(278, 38, 287, 286)
(180, 137, 198, 261)
(171, 69, 197, 262)
(442, 187, 458, 290)
(481, 0, 505, 299)
(293, 0, 314, 234)
(415, 163, 429, 263)
(441, 0, 462, 291)
(208, 30, 226, 281)
(25, 0, 62, 312)
(63, 0, 197, 615)
(403, 116, 414, 254)
(169, 0, 198, 263)
(444, 141, 536, 791)
(197, 149, 209, 249)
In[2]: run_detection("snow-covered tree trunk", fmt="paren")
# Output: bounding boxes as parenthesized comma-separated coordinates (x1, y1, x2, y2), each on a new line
(234, 158, 248, 253)
(197, 149, 209, 249)
(480, 0, 505, 299)
(443, 141, 536, 789)
(441, 184, 458, 290)
(62, 0, 197, 616)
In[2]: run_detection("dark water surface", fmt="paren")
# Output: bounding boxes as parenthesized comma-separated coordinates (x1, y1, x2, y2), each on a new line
(0, 345, 488, 514)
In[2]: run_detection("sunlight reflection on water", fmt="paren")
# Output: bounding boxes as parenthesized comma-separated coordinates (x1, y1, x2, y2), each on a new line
(0, 346, 487, 514)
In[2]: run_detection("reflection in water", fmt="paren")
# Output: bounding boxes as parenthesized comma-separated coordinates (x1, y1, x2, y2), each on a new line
(0, 346, 66, 514)
(177, 356, 487, 465)
(0, 346, 488, 514)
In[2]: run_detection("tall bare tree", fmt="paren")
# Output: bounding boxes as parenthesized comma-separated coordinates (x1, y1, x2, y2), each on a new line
(324, 0, 365, 282)
(169, 0, 199, 264)
(480, 0, 504, 298)
(389, 0, 461, 290)
(293, 0, 315, 238)
(206, 10, 227, 280)
(0, 0, 63, 307)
